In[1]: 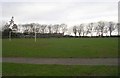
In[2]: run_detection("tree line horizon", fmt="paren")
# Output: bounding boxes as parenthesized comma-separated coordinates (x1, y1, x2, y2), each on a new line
(2, 19, 119, 38)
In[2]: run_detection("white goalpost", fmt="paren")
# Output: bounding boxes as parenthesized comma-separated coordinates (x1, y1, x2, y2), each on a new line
(35, 24, 36, 42)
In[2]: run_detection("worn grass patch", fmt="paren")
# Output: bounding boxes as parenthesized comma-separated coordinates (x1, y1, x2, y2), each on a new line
(2, 62, 118, 76)
(2, 38, 118, 58)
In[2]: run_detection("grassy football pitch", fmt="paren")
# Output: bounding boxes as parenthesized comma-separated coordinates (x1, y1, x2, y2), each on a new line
(2, 38, 118, 58)
(2, 38, 119, 76)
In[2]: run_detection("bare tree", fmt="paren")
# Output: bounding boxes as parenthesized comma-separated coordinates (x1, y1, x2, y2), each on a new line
(86, 23, 94, 36)
(77, 24, 84, 37)
(82, 24, 85, 37)
(48, 24, 52, 34)
(2, 22, 12, 37)
(98, 21, 105, 37)
(12, 24, 18, 32)
(73, 26, 77, 36)
(41, 24, 47, 33)
(29, 23, 34, 33)
(89, 23, 94, 36)
(60, 23, 67, 35)
(94, 23, 100, 36)
(115, 23, 119, 36)
(2, 23, 9, 31)
(86, 25, 90, 36)
(103, 26, 108, 36)
(2, 21, 9, 31)
(53, 24, 60, 33)
(108, 22, 115, 36)
(82, 30, 85, 37)
(22, 24, 29, 34)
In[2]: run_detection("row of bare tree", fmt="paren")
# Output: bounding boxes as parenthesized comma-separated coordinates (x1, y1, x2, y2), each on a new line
(2, 21, 119, 37)
(73, 21, 118, 37)
(17, 23, 67, 35)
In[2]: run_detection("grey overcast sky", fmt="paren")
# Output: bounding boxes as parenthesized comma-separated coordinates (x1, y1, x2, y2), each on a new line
(0, 0, 119, 27)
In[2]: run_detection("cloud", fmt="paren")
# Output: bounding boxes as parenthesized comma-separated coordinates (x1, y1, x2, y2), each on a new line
(1, 1, 118, 28)
(1, 0, 119, 2)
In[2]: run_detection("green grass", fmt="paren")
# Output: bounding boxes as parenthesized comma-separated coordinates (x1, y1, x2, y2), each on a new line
(0, 39, 2, 57)
(0, 63, 1, 76)
(2, 38, 118, 58)
(2, 62, 118, 76)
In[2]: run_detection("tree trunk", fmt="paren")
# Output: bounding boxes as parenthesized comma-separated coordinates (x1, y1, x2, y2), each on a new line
(110, 31, 112, 36)
(79, 33, 81, 37)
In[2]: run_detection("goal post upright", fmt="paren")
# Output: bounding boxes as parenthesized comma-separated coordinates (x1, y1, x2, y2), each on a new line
(35, 24, 36, 42)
